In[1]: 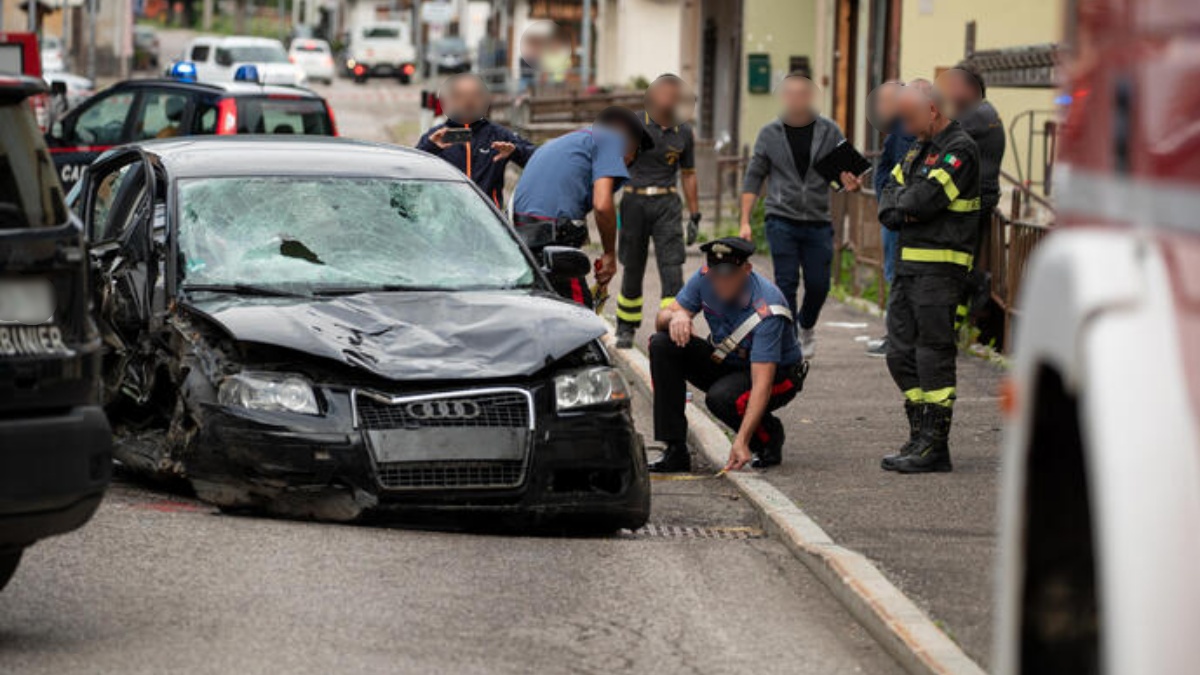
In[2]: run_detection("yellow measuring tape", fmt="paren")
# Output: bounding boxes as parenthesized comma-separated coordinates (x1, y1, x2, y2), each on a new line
(650, 470, 728, 482)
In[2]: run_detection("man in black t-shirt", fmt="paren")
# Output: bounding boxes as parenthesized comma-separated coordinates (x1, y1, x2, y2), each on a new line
(740, 73, 857, 360)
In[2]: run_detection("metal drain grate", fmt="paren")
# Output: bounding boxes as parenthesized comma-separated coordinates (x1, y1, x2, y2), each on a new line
(623, 524, 766, 540)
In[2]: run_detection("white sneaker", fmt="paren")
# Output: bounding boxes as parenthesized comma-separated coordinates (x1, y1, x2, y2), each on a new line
(799, 328, 816, 360)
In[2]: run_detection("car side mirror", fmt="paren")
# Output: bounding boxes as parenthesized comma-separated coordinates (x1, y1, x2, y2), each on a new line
(541, 246, 591, 278)
(50, 80, 67, 97)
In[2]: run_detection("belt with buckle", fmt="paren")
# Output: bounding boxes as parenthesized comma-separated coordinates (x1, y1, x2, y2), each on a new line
(629, 186, 677, 196)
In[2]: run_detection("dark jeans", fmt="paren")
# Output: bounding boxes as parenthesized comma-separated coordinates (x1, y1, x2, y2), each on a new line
(764, 217, 833, 330)
(649, 332, 805, 449)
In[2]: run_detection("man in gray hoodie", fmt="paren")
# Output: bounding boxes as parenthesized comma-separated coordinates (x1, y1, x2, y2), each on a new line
(740, 73, 858, 359)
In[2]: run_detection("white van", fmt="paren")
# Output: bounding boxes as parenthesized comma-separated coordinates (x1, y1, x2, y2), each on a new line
(346, 22, 417, 84)
(182, 36, 307, 87)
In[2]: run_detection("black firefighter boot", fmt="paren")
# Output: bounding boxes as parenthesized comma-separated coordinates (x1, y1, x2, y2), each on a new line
(892, 404, 954, 474)
(649, 442, 692, 473)
(615, 321, 637, 349)
(880, 401, 924, 471)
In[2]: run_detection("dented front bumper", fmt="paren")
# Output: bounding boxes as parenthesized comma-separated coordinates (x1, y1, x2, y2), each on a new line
(186, 383, 650, 527)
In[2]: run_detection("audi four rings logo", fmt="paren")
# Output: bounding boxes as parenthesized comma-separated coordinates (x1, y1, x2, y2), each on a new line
(404, 400, 482, 420)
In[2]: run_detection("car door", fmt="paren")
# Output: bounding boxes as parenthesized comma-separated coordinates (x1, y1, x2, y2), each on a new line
(82, 150, 162, 405)
(47, 87, 137, 190)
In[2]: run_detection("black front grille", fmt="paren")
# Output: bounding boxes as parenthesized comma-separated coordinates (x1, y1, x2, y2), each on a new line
(356, 391, 530, 430)
(376, 460, 525, 489)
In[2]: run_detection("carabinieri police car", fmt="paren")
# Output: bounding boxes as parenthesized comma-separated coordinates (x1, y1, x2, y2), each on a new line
(45, 62, 337, 190)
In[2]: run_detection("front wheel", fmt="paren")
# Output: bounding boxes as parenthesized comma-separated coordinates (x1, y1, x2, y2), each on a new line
(0, 548, 23, 592)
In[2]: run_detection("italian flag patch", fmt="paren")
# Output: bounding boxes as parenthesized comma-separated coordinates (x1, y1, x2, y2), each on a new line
(944, 153, 962, 169)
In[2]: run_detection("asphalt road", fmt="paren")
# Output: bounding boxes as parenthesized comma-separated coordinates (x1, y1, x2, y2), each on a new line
(0, 49, 902, 675)
(0, 393, 900, 675)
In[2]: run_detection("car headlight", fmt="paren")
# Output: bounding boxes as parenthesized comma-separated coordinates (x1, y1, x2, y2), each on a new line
(555, 366, 629, 411)
(218, 372, 319, 415)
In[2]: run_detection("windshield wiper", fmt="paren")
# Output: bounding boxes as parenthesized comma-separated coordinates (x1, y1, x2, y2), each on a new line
(184, 283, 313, 298)
(311, 284, 448, 295)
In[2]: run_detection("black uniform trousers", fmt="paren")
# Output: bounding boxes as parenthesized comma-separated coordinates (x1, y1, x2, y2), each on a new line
(885, 273, 965, 407)
(617, 194, 685, 326)
(649, 332, 804, 450)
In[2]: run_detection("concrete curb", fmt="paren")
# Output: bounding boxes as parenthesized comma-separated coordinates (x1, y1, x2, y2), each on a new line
(604, 333, 988, 675)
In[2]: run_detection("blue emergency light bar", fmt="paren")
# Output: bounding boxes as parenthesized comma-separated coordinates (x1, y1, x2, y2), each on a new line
(233, 65, 261, 83)
(169, 61, 197, 82)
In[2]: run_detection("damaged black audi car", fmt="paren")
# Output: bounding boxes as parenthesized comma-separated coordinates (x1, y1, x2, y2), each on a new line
(81, 136, 649, 530)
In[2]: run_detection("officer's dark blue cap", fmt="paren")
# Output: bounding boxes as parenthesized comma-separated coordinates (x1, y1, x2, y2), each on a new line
(700, 237, 754, 275)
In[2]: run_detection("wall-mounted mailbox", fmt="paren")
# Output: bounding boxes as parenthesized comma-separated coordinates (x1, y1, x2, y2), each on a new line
(748, 53, 771, 94)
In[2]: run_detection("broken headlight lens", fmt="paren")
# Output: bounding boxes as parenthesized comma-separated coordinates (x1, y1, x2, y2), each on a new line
(218, 372, 320, 415)
(554, 366, 629, 411)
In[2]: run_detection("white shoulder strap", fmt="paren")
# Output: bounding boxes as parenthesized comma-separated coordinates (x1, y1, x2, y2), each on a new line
(711, 304, 793, 362)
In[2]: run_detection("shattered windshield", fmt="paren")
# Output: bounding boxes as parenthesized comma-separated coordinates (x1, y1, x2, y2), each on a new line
(177, 177, 535, 293)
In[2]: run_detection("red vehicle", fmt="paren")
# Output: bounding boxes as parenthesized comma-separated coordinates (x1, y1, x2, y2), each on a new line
(996, 1, 1200, 673)
(0, 32, 51, 130)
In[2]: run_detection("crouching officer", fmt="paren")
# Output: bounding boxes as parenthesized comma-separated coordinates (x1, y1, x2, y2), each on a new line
(614, 74, 701, 348)
(648, 237, 807, 473)
(876, 86, 982, 474)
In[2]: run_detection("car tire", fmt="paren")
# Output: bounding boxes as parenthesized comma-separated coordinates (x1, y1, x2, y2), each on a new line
(398, 74, 411, 85)
(353, 73, 368, 85)
(0, 548, 23, 592)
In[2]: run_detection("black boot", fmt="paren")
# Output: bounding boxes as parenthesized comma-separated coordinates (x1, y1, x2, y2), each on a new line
(648, 442, 691, 473)
(881, 401, 923, 471)
(615, 322, 637, 349)
(892, 405, 953, 474)
(751, 417, 785, 468)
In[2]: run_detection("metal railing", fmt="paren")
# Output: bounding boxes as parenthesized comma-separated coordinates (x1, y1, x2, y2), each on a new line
(831, 186, 1053, 350)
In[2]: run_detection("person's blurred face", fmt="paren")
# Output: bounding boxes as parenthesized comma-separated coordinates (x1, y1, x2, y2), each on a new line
(898, 89, 938, 140)
(874, 82, 901, 124)
(647, 80, 681, 120)
(445, 76, 489, 123)
(710, 264, 751, 302)
(935, 70, 979, 119)
(779, 77, 814, 119)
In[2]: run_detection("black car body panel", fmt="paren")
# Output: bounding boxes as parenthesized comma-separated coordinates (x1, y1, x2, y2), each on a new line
(0, 76, 111, 567)
(187, 291, 607, 380)
(83, 137, 649, 529)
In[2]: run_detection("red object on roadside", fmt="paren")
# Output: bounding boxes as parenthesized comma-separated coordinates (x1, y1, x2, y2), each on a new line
(0, 32, 49, 131)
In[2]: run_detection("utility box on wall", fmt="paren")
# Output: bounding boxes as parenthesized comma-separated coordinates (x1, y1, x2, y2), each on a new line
(747, 53, 771, 94)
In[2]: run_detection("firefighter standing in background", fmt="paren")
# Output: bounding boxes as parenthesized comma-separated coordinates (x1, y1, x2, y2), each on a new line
(937, 67, 1006, 321)
(865, 86, 983, 474)
(614, 74, 701, 349)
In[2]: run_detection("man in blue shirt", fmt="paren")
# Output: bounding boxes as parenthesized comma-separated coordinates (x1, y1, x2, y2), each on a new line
(649, 237, 807, 473)
(417, 73, 536, 208)
(512, 106, 653, 306)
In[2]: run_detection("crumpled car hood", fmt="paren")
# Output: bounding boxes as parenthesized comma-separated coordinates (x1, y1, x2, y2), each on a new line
(185, 290, 607, 380)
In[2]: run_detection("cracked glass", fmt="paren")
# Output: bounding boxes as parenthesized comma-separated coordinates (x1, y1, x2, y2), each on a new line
(177, 177, 535, 292)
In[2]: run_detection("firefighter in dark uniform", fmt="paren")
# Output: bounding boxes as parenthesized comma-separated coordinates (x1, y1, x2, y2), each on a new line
(875, 86, 982, 474)
(938, 67, 1006, 324)
(648, 237, 807, 473)
(614, 74, 701, 349)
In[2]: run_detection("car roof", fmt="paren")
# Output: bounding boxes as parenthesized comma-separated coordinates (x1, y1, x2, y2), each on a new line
(191, 35, 284, 46)
(0, 74, 47, 102)
(131, 136, 470, 182)
(109, 78, 324, 99)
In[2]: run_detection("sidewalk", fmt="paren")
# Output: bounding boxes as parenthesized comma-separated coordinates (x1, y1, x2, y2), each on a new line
(608, 248, 1003, 665)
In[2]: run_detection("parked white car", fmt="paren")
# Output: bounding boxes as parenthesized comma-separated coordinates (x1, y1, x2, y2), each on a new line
(345, 22, 417, 84)
(287, 38, 335, 85)
(40, 35, 65, 73)
(182, 36, 306, 87)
